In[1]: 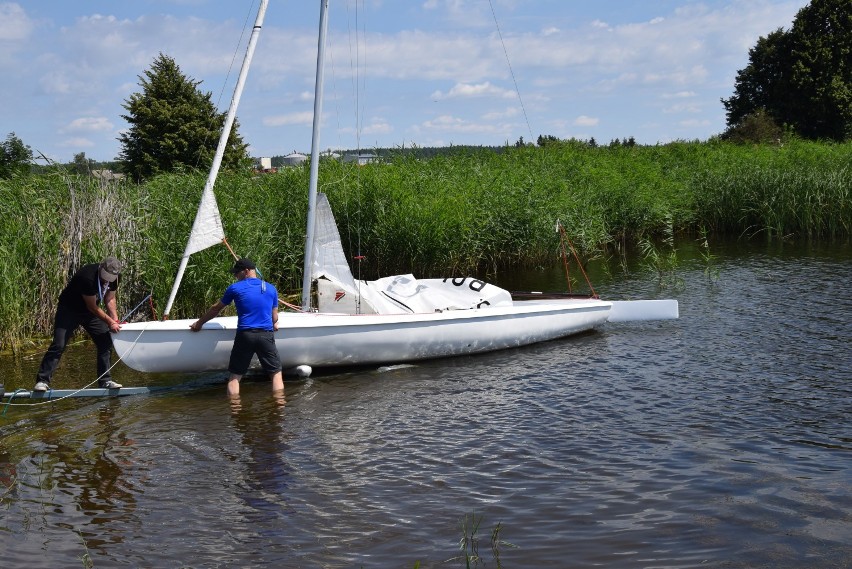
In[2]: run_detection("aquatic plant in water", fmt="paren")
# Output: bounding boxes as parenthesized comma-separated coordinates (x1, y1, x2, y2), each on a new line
(639, 215, 684, 289)
(698, 226, 720, 283)
(449, 512, 516, 568)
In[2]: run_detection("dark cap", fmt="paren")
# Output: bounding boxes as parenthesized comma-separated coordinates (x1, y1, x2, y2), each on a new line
(99, 256, 122, 282)
(230, 258, 256, 274)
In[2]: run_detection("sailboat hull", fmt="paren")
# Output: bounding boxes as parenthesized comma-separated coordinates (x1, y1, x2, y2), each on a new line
(113, 299, 611, 373)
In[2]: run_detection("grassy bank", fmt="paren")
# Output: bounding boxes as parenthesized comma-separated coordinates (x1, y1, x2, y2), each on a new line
(0, 139, 849, 348)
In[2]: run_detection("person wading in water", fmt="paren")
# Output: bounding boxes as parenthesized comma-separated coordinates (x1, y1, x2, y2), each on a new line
(34, 256, 124, 391)
(190, 258, 284, 397)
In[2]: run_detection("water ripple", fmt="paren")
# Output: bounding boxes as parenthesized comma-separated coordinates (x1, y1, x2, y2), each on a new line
(1, 243, 850, 567)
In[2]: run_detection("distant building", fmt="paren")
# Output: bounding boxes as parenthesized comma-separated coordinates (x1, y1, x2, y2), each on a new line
(252, 157, 277, 173)
(281, 152, 307, 166)
(343, 152, 378, 166)
(91, 169, 125, 182)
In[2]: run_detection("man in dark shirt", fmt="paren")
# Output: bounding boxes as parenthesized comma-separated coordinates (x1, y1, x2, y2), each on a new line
(34, 257, 124, 391)
(190, 258, 283, 397)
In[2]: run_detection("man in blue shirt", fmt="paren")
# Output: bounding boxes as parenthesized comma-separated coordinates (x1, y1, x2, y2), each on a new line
(190, 258, 283, 396)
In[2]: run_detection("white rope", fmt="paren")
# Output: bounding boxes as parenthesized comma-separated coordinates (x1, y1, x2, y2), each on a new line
(4, 324, 152, 408)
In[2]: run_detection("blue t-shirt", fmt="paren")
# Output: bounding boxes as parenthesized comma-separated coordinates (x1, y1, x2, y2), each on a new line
(221, 278, 278, 330)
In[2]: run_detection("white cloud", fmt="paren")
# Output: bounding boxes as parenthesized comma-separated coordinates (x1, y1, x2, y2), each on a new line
(0, 3, 33, 41)
(421, 0, 495, 28)
(421, 114, 507, 135)
(343, 30, 499, 82)
(482, 107, 519, 121)
(263, 111, 314, 127)
(339, 116, 394, 137)
(574, 115, 599, 127)
(39, 72, 73, 95)
(432, 81, 516, 100)
(678, 119, 712, 128)
(60, 137, 95, 148)
(664, 91, 698, 99)
(116, 81, 138, 96)
(362, 118, 393, 135)
(663, 102, 702, 114)
(61, 117, 114, 133)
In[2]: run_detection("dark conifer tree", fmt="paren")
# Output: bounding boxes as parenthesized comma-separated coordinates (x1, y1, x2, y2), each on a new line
(119, 53, 250, 181)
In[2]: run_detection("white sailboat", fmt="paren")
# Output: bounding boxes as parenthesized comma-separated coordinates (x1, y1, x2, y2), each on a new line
(113, 0, 678, 377)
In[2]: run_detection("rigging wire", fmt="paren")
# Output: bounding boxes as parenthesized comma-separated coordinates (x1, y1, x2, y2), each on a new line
(355, 1, 366, 310)
(197, 0, 257, 173)
(339, 0, 368, 313)
(557, 221, 598, 298)
(488, 0, 533, 142)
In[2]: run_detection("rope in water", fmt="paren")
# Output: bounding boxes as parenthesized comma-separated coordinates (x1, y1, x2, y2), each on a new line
(1, 322, 152, 414)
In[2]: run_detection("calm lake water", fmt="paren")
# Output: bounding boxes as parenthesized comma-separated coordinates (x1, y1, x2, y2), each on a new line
(1, 240, 850, 568)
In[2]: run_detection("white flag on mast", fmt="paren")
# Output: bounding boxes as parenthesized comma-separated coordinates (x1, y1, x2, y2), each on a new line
(185, 180, 225, 255)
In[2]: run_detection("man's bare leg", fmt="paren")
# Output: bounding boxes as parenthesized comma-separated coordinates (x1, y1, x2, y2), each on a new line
(270, 371, 284, 393)
(227, 374, 242, 397)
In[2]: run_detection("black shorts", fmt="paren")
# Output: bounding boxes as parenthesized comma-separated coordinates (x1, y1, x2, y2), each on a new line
(228, 329, 282, 376)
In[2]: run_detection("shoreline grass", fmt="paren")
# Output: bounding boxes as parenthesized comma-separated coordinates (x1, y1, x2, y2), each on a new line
(0, 139, 849, 348)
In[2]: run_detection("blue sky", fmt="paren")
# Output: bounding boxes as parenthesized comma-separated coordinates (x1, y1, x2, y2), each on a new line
(2, 0, 808, 163)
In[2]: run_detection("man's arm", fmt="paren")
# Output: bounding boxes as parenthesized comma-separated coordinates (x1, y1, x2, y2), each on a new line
(190, 301, 226, 332)
(83, 293, 121, 333)
(271, 306, 279, 331)
(104, 289, 119, 321)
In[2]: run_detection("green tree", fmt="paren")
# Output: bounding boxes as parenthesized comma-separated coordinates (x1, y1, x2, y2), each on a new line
(722, 30, 793, 131)
(721, 108, 785, 144)
(118, 53, 250, 181)
(73, 151, 95, 175)
(0, 132, 33, 178)
(788, 0, 852, 140)
(537, 134, 559, 146)
(722, 0, 852, 141)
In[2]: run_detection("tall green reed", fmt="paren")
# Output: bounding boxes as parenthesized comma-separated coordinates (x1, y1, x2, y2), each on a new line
(691, 140, 851, 238)
(0, 171, 141, 351)
(2, 139, 849, 349)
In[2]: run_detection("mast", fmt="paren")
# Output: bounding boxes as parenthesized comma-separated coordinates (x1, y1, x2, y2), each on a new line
(301, 0, 330, 310)
(162, 0, 269, 318)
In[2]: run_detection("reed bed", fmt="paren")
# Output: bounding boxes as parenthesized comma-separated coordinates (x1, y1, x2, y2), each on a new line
(0, 139, 848, 349)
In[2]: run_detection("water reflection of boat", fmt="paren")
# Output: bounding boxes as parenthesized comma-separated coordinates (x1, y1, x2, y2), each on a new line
(113, 0, 677, 377)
